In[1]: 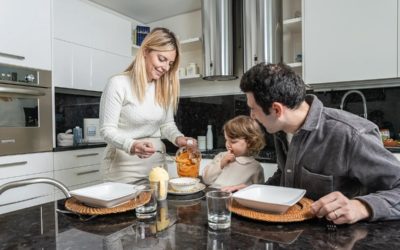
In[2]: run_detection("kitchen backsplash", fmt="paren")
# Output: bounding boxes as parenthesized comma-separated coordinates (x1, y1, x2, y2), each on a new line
(55, 90, 101, 136)
(54, 86, 400, 156)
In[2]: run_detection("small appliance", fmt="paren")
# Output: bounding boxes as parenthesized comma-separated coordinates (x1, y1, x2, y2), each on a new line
(83, 118, 104, 143)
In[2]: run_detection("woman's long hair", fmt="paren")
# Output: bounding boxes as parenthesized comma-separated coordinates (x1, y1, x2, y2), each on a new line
(125, 27, 181, 111)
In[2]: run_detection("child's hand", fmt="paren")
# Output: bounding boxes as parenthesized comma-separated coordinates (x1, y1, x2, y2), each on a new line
(221, 184, 247, 193)
(220, 150, 235, 169)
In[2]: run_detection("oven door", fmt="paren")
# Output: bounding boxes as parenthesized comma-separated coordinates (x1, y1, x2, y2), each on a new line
(0, 83, 52, 156)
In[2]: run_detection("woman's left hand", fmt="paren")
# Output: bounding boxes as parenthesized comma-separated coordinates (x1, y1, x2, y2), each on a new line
(176, 136, 197, 148)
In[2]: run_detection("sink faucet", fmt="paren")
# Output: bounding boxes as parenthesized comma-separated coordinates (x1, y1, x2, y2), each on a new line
(0, 177, 71, 198)
(340, 90, 368, 119)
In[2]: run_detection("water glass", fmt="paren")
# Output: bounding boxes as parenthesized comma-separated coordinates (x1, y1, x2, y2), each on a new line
(206, 191, 232, 230)
(135, 184, 157, 219)
(150, 180, 168, 201)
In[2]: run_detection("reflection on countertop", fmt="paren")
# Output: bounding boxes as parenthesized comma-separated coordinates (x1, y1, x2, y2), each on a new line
(1, 190, 400, 249)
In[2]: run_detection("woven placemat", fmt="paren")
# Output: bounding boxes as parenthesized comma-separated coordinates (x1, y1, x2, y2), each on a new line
(230, 197, 315, 223)
(65, 191, 151, 215)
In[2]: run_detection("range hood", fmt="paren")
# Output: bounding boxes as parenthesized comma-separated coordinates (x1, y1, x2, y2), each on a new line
(201, 0, 282, 81)
(202, 0, 236, 81)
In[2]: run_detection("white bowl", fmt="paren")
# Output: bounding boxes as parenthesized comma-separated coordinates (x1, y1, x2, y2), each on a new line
(169, 177, 200, 192)
(232, 184, 306, 214)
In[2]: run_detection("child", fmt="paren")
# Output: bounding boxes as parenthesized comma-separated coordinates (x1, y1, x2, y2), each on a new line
(203, 115, 265, 189)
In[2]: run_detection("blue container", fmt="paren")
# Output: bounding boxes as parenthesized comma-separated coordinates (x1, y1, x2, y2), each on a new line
(73, 126, 82, 146)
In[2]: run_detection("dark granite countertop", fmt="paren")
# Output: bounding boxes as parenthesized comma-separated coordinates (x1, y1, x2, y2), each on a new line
(1, 191, 399, 249)
(53, 143, 107, 152)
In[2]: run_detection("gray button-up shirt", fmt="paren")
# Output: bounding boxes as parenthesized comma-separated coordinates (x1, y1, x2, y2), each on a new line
(267, 95, 400, 221)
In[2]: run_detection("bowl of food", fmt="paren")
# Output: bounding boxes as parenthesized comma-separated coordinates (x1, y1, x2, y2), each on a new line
(169, 177, 200, 192)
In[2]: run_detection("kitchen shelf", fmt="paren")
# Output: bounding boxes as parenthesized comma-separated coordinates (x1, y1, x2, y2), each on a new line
(283, 17, 302, 33)
(180, 74, 202, 80)
(287, 62, 302, 68)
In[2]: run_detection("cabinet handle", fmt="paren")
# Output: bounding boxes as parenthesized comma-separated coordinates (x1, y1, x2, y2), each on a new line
(0, 52, 25, 60)
(76, 170, 100, 176)
(75, 153, 99, 158)
(0, 161, 28, 168)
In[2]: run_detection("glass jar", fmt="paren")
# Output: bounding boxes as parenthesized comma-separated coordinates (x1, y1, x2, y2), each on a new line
(175, 142, 201, 178)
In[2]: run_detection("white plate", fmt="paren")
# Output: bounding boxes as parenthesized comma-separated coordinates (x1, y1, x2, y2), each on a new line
(232, 184, 306, 214)
(168, 183, 206, 195)
(69, 182, 140, 208)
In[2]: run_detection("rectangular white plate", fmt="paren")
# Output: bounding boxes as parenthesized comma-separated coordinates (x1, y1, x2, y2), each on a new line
(232, 184, 306, 214)
(69, 182, 139, 208)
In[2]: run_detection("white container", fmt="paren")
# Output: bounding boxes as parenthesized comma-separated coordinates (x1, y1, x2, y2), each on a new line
(83, 118, 104, 143)
(206, 125, 213, 150)
(197, 136, 206, 151)
(179, 67, 186, 78)
(186, 63, 199, 76)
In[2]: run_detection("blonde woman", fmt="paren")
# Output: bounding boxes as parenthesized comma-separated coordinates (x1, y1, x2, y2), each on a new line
(100, 27, 195, 183)
(203, 115, 266, 189)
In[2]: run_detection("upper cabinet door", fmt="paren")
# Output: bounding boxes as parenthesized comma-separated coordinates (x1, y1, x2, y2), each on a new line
(0, 0, 51, 70)
(304, 0, 397, 84)
(53, 0, 131, 56)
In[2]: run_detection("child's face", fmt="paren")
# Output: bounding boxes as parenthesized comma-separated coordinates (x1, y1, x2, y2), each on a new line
(224, 132, 248, 157)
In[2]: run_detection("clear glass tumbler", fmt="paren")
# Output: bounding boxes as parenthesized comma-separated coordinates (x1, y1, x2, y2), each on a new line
(135, 184, 157, 219)
(206, 191, 232, 230)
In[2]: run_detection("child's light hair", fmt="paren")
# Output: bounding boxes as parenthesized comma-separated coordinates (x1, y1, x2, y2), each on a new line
(223, 115, 265, 156)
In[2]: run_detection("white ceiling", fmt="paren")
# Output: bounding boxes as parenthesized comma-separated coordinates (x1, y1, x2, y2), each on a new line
(89, 0, 201, 24)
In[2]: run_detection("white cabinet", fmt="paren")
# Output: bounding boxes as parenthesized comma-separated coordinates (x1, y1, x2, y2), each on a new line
(0, 0, 51, 70)
(53, 0, 131, 56)
(303, 0, 397, 85)
(0, 152, 54, 214)
(283, 0, 303, 76)
(53, 39, 131, 91)
(91, 50, 131, 92)
(53, 148, 105, 199)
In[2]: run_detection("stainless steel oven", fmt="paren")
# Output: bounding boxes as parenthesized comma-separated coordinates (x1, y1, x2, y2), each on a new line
(0, 64, 52, 156)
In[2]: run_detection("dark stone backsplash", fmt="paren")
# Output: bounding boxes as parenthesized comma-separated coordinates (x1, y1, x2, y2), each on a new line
(55, 86, 400, 158)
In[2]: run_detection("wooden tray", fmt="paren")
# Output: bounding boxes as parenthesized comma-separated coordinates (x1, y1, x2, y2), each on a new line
(230, 197, 315, 223)
(65, 191, 151, 215)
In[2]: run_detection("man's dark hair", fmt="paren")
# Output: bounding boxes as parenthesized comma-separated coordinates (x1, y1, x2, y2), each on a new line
(240, 63, 306, 115)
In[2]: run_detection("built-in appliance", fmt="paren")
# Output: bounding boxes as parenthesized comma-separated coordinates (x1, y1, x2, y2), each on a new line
(0, 64, 52, 156)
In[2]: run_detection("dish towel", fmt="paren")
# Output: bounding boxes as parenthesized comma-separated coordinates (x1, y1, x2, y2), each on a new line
(57, 129, 73, 147)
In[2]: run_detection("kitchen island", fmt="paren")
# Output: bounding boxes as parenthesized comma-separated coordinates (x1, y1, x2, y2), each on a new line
(1, 191, 399, 249)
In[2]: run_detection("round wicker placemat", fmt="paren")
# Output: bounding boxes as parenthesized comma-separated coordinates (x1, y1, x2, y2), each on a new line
(65, 191, 151, 215)
(230, 197, 315, 223)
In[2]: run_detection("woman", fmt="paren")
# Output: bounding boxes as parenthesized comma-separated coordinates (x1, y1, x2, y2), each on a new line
(99, 27, 195, 183)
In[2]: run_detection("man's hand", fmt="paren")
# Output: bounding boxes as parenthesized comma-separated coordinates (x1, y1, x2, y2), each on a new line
(220, 150, 235, 169)
(311, 191, 371, 224)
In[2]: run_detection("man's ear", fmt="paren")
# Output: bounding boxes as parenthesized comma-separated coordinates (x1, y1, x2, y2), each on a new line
(271, 102, 284, 117)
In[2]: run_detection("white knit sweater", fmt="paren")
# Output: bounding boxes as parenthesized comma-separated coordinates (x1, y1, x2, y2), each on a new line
(99, 74, 183, 154)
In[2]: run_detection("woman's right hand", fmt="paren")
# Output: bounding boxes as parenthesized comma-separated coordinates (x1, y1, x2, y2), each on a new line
(131, 141, 156, 158)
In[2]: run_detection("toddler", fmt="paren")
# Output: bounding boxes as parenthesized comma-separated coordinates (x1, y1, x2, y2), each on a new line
(203, 115, 265, 188)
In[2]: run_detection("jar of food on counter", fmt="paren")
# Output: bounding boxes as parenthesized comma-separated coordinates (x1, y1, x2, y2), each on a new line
(175, 140, 201, 178)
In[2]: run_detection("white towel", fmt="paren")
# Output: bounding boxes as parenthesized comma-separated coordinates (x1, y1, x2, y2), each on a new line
(57, 129, 73, 141)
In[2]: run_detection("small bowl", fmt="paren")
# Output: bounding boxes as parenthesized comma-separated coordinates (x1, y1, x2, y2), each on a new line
(169, 177, 200, 192)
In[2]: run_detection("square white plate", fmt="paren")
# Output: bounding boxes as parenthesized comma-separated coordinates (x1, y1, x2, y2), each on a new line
(232, 184, 306, 214)
(69, 182, 139, 208)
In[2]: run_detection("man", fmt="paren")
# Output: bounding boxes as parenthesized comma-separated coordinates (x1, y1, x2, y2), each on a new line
(230, 63, 400, 224)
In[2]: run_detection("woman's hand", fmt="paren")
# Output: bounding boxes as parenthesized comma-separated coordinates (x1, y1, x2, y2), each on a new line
(175, 136, 197, 148)
(131, 141, 156, 158)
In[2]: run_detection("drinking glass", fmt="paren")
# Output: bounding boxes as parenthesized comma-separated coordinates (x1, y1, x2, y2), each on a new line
(135, 184, 157, 219)
(206, 191, 232, 230)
